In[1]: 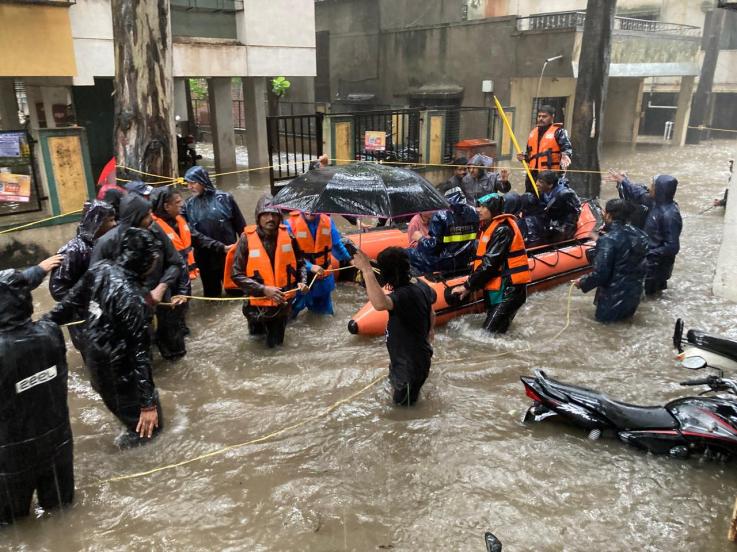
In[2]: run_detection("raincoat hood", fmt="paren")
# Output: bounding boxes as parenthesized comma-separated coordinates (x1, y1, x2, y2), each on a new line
(468, 153, 493, 169)
(653, 175, 678, 205)
(254, 194, 282, 221)
(443, 186, 467, 206)
(78, 200, 115, 243)
(0, 268, 43, 331)
(118, 227, 160, 276)
(150, 185, 178, 218)
(184, 166, 215, 193)
(503, 191, 522, 214)
(119, 193, 152, 229)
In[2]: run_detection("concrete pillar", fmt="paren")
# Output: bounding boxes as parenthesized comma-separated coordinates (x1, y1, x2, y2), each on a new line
(0, 78, 18, 130)
(713, 192, 737, 302)
(206, 77, 237, 185)
(242, 77, 270, 191)
(673, 76, 695, 147)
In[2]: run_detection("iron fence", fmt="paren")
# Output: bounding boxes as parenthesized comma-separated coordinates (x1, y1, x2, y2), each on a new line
(267, 113, 324, 189)
(352, 109, 421, 164)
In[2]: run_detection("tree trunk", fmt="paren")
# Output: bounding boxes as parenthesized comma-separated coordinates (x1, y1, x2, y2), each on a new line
(111, 1, 176, 180)
(569, 0, 616, 198)
(686, 8, 725, 145)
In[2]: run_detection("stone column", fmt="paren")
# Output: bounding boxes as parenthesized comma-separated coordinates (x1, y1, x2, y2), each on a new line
(242, 77, 271, 191)
(0, 78, 18, 130)
(207, 77, 237, 186)
(672, 76, 695, 147)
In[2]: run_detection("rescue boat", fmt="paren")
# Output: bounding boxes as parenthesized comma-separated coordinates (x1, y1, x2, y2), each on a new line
(347, 201, 601, 336)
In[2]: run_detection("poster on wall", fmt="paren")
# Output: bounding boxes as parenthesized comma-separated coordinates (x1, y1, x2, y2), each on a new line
(0, 172, 31, 203)
(364, 130, 386, 152)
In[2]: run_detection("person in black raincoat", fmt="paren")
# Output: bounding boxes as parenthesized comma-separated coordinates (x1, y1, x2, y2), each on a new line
(535, 170, 581, 243)
(47, 228, 162, 448)
(230, 195, 308, 348)
(461, 154, 511, 204)
(451, 193, 531, 333)
(608, 171, 682, 295)
(574, 199, 649, 323)
(1, 254, 74, 524)
(502, 191, 545, 248)
(91, 193, 186, 360)
(407, 187, 479, 275)
(182, 166, 246, 297)
(49, 200, 116, 360)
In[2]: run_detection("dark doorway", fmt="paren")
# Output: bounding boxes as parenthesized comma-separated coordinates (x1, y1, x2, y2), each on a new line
(639, 92, 677, 136)
(72, 78, 114, 180)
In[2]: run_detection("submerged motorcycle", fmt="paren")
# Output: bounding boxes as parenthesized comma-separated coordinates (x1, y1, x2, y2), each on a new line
(673, 318, 737, 372)
(521, 324, 737, 459)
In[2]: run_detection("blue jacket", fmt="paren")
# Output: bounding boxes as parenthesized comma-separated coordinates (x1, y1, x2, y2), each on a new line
(182, 166, 246, 246)
(618, 175, 682, 262)
(579, 221, 649, 322)
(410, 192, 479, 274)
(287, 215, 351, 298)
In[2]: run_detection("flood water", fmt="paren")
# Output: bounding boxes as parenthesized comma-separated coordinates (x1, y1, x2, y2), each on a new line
(7, 139, 737, 551)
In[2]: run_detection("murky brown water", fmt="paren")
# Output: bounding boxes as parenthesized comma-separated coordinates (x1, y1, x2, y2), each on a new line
(6, 140, 737, 551)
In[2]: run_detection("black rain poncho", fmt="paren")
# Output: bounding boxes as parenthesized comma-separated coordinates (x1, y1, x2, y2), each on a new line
(47, 228, 162, 434)
(579, 221, 649, 322)
(1, 266, 74, 522)
(618, 175, 682, 294)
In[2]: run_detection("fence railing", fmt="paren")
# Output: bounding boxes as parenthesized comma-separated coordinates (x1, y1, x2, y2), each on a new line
(267, 113, 324, 187)
(517, 11, 700, 37)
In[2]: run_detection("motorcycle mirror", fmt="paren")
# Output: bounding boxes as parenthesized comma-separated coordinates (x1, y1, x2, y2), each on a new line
(682, 356, 707, 370)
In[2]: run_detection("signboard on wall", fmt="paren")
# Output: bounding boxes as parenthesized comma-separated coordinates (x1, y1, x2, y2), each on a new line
(0, 172, 31, 203)
(0, 130, 39, 212)
(364, 130, 386, 152)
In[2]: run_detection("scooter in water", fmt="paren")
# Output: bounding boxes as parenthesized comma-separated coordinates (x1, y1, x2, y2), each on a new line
(673, 318, 737, 372)
(520, 362, 737, 460)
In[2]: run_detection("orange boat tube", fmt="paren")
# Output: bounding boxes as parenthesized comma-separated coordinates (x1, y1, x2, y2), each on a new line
(347, 201, 600, 336)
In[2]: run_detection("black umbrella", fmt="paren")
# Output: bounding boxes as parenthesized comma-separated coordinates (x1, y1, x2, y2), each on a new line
(271, 163, 449, 219)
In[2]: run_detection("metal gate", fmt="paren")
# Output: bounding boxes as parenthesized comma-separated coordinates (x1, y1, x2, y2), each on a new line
(267, 113, 324, 188)
(352, 109, 421, 163)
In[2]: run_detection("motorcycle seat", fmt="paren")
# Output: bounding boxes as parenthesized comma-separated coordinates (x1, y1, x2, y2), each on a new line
(540, 373, 677, 430)
(599, 399, 677, 430)
(687, 329, 737, 362)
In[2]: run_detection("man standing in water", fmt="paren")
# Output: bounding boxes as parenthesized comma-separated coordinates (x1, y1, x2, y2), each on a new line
(517, 104, 572, 182)
(231, 195, 308, 348)
(352, 247, 435, 406)
(1, 255, 74, 525)
(48, 228, 162, 448)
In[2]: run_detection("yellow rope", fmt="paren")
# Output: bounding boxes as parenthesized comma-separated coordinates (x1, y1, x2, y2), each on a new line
(84, 373, 386, 488)
(0, 209, 85, 235)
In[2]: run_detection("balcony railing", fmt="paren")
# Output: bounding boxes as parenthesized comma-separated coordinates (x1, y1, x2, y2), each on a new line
(517, 11, 701, 37)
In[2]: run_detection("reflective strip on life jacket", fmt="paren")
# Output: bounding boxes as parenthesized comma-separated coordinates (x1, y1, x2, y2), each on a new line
(473, 214, 531, 291)
(526, 123, 562, 171)
(442, 232, 478, 243)
(245, 224, 298, 307)
(152, 214, 199, 280)
(289, 212, 332, 269)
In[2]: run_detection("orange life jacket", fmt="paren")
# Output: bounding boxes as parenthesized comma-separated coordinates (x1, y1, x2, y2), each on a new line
(289, 212, 332, 269)
(244, 224, 298, 307)
(526, 123, 562, 171)
(473, 214, 532, 291)
(222, 225, 248, 292)
(152, 214, 199, 280)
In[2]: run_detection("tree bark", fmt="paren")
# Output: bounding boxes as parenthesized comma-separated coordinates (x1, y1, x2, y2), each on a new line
(111, 1, 176, 180)
(569, 0, 616, 198)
(686, 8, 726, 145)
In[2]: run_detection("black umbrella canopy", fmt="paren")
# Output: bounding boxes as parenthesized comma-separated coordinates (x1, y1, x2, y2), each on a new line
(272, 163, 449, 218)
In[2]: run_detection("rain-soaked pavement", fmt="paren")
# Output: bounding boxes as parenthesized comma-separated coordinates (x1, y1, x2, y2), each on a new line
(6, 139, 737, 551)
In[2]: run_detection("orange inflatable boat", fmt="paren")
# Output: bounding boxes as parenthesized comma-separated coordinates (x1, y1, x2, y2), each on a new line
(347, 201, 601, 336)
